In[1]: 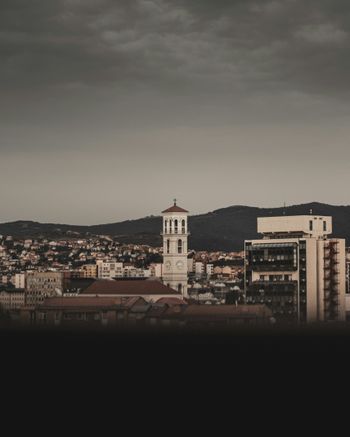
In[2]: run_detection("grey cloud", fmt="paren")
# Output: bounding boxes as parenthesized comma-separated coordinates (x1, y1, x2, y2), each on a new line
(1, 0, 350, 98)
(295, 23, 348, 44)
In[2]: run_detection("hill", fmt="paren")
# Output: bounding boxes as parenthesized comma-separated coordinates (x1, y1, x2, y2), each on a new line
(1, 202, 349, 251)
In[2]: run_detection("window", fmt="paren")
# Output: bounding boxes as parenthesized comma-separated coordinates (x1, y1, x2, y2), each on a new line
(182, 219, 186, 233)
(323, 221, 327, 231)
(309, 220, 313, 231)
(167, 239, 170, 254)
(174, 219, 178, 234)
(178, 284, 182, 293)
(178, 239, 182, 254)
(169, 220, 172, 233)
(164, 220, 168, 233)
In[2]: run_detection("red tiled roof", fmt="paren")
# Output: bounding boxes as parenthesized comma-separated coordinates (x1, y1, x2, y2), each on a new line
(163, 304, 272, 319)
(156, 297, 186, 305)
(81, 279, 181, 296)
(40, 296, 136, 309)
(162, 204, 188, 213)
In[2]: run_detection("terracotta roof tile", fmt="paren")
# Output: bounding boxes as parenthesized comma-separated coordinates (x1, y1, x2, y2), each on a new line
(162, 204, 188, 213)
(41, 296, 132, 309)
(156, 297, 186, 305)
(163, 304, 272, 319)
(81, 279, 181, 296)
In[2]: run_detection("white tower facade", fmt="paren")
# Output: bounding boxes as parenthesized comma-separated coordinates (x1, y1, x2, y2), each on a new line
(161, 200, 189, 298)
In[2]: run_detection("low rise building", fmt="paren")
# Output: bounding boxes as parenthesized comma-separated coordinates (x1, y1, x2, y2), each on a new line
(81, 278, 184, 303)
(149, 263, 163, 278)
(28, 296, 144, 327)
(81, 264, 98, 278)
(14, 273, 26, 289)
(0, 289, 26, 311)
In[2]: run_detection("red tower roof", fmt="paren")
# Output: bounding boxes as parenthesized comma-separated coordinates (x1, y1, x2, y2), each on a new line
(162, 200, 188, 213)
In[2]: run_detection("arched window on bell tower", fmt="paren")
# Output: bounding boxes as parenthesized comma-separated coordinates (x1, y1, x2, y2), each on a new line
(164, 220, 168, 234)
(174, 219, 178, 234)
(167, 239, 170, 254)
(169, 220, 172, 234)
(182, 219, 186, 234)
(178, 239, 182, 254)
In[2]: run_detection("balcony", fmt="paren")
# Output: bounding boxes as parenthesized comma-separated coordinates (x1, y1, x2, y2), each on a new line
(247, 280, 298, 296)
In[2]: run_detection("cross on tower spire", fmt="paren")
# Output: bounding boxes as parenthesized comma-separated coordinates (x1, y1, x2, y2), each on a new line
(173, 198, 177, 206)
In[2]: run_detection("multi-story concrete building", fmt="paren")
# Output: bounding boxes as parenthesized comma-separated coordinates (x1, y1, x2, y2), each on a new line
(206, 263, 214, 278)
(123, 265, 151, 278)
(14, 273, 26, 289)
(96, 260, 123, 279)
(81, 264, 98, 278)
(0, 289, 26, 311)
(26, 271, 64, 306)
(161, 200, 189, 297)
(195, 262, 205, 279)
(245, 215, 346, 323)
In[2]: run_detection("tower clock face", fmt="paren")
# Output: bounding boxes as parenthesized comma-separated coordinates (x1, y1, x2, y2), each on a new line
(176, 261, 184, 270)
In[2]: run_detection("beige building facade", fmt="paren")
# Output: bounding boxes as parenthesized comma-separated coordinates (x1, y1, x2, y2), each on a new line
(0, 290, 26, 311)
(245, 215, 346, 323)
(26, 271, 64, 306)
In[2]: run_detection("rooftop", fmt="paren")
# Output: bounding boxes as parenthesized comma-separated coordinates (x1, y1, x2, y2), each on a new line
(257, 215, 332, 237)
(40, 296, 144, 310)
(162, 199, 188, 214)
(81, 279, 182, 296)
(164, 304, 272, 320)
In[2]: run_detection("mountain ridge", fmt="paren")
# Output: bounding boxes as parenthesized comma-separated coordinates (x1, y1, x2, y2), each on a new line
(1, 202, 349, 251)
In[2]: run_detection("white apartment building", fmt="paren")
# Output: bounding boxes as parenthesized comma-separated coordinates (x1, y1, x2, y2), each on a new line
(245, 215, 346, 323)
(206, 264, 214, 277)
(123, 265, 151, 278)
(14, 273, 26, 289)
(96, 260, 123, 279)
(195, 261, 205, 278)
(96, 260, 150, 279)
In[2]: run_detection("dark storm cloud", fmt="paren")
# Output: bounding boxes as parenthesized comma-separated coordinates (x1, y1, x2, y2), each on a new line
(1, 0, 350, 97)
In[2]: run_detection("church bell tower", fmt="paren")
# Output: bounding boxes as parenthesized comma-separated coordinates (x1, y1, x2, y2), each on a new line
(161, 200, 189, 298)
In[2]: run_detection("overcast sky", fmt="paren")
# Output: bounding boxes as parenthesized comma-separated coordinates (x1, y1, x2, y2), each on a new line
(1, 0, 350, 224)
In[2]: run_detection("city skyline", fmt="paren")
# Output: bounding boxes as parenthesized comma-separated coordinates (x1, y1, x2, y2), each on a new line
(1, 0, 350, 224)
